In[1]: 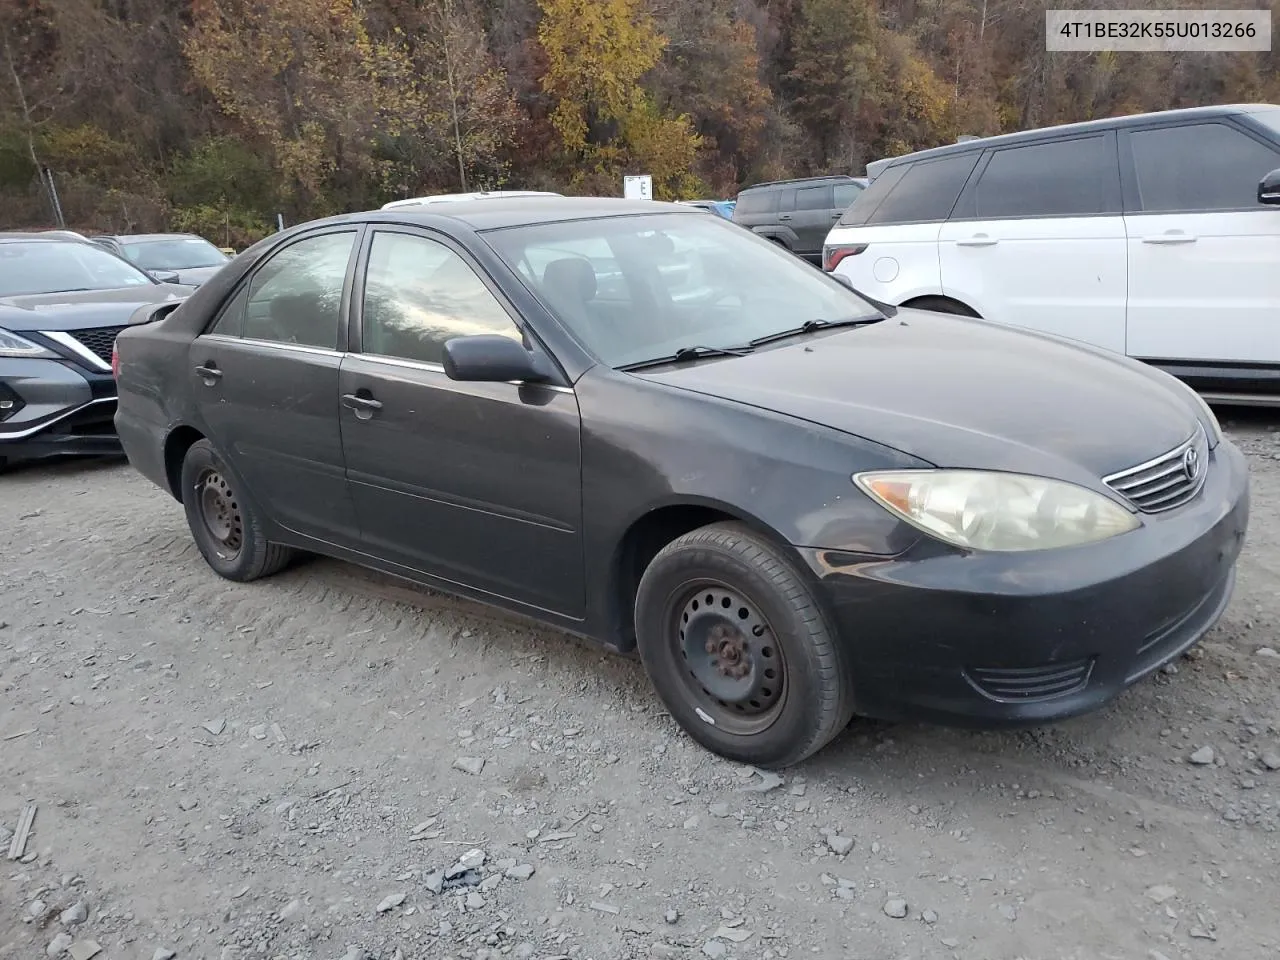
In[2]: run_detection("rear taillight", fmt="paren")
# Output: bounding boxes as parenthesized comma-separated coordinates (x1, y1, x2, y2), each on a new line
(111, 343, 120, 380)
(823, 244, 868, 272)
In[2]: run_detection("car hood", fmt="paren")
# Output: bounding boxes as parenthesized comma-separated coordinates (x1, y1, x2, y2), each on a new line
(0, 284, 194, 332)
(639, 311, 1203, 484)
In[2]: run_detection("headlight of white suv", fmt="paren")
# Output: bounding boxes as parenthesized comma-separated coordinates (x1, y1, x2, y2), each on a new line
(854, 470, 1140, 552)
(0, 328, 58, 359)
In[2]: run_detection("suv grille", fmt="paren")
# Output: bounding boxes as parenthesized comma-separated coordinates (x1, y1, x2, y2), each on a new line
(1103, 425, 1208, 513)
(70, 326, 127, 364)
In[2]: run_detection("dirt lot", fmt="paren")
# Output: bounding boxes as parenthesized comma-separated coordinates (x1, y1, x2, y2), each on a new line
(3, 414, 1280, 960)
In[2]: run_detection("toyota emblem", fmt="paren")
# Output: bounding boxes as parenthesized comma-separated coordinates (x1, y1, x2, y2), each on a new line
(1183, 446, 1200, 481)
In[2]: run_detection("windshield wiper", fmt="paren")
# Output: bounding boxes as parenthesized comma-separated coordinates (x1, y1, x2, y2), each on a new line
(618, 343, 754, 372)
(749, 316, 882, 348)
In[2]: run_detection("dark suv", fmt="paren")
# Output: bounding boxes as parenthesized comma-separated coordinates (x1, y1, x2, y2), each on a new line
(732, 175, 867, 263)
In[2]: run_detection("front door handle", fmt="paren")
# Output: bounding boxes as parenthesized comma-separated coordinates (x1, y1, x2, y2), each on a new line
(194, 363, 222, 385)
(1142, 232, 1197, 244)
(955, 234, 998, 247)
(342, 392, 383, 420)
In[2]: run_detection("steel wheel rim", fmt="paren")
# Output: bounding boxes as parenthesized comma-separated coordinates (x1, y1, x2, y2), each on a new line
(196, 467, 243, 558)
(669, 580, 788, 736)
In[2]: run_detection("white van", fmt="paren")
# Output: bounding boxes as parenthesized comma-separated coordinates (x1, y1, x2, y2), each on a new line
(823, 104, 1280, 405)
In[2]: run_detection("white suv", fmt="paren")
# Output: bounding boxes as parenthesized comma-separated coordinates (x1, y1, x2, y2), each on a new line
(824, 104, 1280, 403)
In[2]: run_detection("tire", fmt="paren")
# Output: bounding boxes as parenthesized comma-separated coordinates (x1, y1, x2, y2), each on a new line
(180, 439, 294, 582)
(634, 521, 855, 768)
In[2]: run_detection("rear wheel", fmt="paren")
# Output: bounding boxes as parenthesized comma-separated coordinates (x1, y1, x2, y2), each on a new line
(634, 522, 854, 768)
(180, 439, 293, 582)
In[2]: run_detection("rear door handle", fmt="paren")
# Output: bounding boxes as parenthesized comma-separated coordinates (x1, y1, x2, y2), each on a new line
(1142, 232, 1197, 244)
(194, 363, 222, 384)
(341, 392, 383, 420)
(777, 214, 793, 221)
(955, 234, 998, 247)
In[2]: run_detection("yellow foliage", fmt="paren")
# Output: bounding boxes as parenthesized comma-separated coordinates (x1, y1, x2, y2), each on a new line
(184, 0, 412, 197)
(537, 0, 702, 195)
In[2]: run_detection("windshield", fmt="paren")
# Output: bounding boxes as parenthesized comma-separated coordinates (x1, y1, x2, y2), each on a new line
(484, 213, 880, 368)
(0, 240, 155, 297)
(123, 236, 228, 270)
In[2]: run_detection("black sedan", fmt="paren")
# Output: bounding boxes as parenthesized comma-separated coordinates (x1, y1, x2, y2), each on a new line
(0, 233, 192, 468)
(112, 199, 1249, 768)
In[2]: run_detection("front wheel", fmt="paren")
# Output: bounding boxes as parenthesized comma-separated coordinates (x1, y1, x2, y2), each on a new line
(634, 522, 855, 768)
(180, 439, 294, 582)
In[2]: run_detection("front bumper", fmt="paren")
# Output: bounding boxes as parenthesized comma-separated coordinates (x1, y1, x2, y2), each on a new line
(0, 356, 121, 464)
(800, 438, 1250, 727)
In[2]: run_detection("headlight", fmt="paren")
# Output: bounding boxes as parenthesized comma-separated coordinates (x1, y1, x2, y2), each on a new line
(854, 470, 1140, 552)
(0, 328, 58, 359)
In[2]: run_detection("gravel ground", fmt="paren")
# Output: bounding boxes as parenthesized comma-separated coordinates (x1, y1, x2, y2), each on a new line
(3, 413, 1280, 960)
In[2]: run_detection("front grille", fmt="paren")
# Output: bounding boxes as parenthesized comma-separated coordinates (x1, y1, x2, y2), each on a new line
(965, 658, 1095, 702)
(69, 326, 127, 364)
(1103, 425, 1208, 513)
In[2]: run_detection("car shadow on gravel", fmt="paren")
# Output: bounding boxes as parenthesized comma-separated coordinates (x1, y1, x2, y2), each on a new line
(0, 453, 129, 478)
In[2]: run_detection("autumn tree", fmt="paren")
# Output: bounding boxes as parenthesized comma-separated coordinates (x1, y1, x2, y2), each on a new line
(537, 0, 704, 197)
(376, 0, 524, 196)
(648, 0, 774, 189)
(184, 0, 413, 212)
(786, 0, 881, 170)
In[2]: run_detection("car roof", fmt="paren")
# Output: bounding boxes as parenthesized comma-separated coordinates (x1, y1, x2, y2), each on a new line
(868, 103, 1278, 176)
(300, 197, 702, 232)
(738, 175, 856, 193)
(380, 191, 562, 210)
(95, 233, 206, 243)
(0, 231, 88, 244)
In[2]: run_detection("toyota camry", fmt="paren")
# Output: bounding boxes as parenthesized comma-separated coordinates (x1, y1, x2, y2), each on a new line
(111, 198, 1249, 768)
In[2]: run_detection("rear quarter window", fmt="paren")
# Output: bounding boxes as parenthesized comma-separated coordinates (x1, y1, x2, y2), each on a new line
(840, 153, 979, 226)
(734, 190, 778, 216)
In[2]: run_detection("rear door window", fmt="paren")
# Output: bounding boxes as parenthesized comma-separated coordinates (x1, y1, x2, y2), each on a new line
(972, 135, 1114, 218)
(794, 185, 834, 210)
(241, 231, 356, 349)
(1128, 122, 1280, 213)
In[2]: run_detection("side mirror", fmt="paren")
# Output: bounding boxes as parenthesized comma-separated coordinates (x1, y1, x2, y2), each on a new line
(442, 334, 553, 384)
(151, 269, 182, 284)
(1260, 168, 1280, 206)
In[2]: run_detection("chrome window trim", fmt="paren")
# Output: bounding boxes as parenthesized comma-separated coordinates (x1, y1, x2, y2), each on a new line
(42, 331, 113, 372)
(352, 351, 574, 394)
(1, 396, 115, 440)
(198, 333, 343, 358)
(196, 335, 574, 393)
